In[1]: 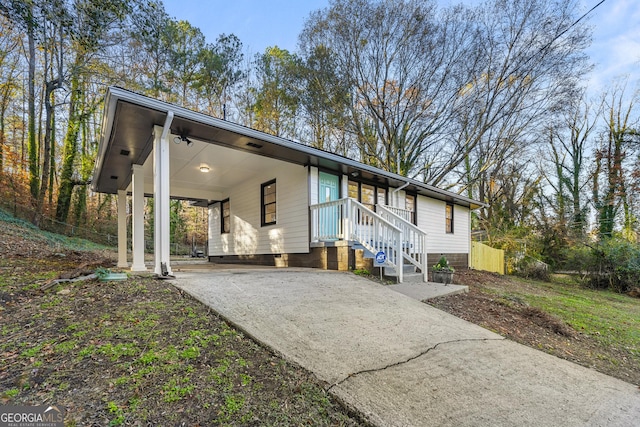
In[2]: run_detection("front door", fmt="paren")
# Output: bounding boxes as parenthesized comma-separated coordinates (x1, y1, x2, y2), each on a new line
(319, 172, 340, 238)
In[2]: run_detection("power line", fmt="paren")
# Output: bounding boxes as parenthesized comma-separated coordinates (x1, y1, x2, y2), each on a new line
(542, 0, 607, 53)
(506, 0, 607, 86)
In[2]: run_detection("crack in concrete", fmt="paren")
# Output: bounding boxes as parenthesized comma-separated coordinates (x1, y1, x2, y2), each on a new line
(327, 337, 503, 392)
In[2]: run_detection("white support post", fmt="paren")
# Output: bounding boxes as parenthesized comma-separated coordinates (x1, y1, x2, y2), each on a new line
(153, 116, 173, 276)
(131, 164, 147, 271)
(117, 190, 128, 268)
(341, 175, 350, 240)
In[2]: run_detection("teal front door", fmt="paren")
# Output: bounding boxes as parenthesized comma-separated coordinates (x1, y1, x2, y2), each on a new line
(319, 172, 340, 238)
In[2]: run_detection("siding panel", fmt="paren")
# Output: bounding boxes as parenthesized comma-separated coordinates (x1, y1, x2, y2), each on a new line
(208, 160, 309, 256)
(417, 196, 470, 254)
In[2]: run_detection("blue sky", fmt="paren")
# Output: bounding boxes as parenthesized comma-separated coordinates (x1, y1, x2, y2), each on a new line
(162, 0, 639, 94)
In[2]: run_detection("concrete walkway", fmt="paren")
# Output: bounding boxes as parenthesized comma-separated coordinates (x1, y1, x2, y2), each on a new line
(174, 267, 640, 427)
(387, 281, 469, 300)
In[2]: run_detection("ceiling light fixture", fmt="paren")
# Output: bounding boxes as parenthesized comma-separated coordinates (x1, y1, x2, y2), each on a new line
(199, 164, 210, 173)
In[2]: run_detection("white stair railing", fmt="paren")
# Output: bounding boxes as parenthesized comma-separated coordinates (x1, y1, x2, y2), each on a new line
(310, 198, 403, 282)
(381, 205, 413, 223)
(377, 204, 428, 282)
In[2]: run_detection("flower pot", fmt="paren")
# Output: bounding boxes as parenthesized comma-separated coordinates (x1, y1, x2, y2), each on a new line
(432, 270, 454, 285)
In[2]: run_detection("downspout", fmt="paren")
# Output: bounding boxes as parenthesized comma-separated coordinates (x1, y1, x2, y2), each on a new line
(391, 181, 410, 208)
(161, 111, 174, 142)
(154, 111, 174, 276)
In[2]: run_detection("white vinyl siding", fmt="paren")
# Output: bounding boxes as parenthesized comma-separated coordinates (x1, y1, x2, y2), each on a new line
(208, 160, 309, 256)
(309, 167, 319, 205)
(416, 196, 470, 254)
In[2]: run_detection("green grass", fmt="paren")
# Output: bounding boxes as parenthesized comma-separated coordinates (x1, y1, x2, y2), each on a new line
(0, 208, 111, 252)
(0, 207, 363, 426)
(495, 275, 640, 359)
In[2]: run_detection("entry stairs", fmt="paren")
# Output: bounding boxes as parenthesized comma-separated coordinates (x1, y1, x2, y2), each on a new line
(352, 241, 425, 283)
(310, 198, 428, 283)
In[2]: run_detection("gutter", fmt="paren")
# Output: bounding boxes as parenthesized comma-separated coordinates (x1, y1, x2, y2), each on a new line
(98, 86, 487, 209)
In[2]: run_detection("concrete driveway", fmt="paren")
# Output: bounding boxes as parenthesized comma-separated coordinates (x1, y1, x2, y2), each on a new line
(174, 266, 640, 427)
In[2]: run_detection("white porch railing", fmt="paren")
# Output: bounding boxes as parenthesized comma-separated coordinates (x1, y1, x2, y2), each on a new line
(310, 198, 403, 283)
(377, 204, 428, 282)
(382, 205, 413, 223)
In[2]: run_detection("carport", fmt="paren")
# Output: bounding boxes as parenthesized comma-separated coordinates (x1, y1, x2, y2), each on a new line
(92, 87, 379, 275)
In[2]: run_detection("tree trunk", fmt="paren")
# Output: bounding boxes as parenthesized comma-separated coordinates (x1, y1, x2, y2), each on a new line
(36, 81, 57, 223)
(55, 69, 83, 223)
(0, 102, 5, 173)
(73, 104, 91, 227)
(27, 10, 39, 208)
(48, 103, 56, 205)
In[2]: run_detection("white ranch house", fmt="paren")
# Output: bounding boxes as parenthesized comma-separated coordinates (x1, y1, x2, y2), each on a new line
(92, 87, 484, 282)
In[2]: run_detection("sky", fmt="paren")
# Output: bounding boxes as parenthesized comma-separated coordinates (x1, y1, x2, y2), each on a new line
(162, 0, 640, 95)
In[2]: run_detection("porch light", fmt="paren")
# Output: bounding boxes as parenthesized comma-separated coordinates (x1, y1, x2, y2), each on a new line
(199, 164, 210, 173)
(173, 135, 193, 146)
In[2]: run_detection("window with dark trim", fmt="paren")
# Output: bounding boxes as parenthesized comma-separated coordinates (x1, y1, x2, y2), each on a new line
(405, 194, 416, 224)
(348, 180, 359, 200)
(348, 179, 387, 210)
(360, 183, 375, 211)
(377, 187, 387, 206)
(221, 199, 230, 234)
(261, 179, 276, 226)
(445, 203, 454, 233)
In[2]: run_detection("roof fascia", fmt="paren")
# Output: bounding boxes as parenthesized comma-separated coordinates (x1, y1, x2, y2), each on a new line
(95, 86, 487, 209)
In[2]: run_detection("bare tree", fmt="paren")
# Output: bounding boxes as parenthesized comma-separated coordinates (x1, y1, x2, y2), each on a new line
(300, 0, 476, 175)
(440, 0, 591, 203)
(539, 91, 600, 240)
(593, 81, 639, 240)
(0, 15, 20, 174)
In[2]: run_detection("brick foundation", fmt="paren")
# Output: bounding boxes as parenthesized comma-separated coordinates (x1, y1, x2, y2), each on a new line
(208, 248, 467, 274)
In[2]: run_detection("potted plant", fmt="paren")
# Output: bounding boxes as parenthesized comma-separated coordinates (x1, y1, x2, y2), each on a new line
(431, 256, 454, 285)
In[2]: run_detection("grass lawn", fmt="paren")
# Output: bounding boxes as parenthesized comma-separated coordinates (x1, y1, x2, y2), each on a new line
(0, 257, 363, 426)
(450, 271, 640, 382)
(517, 275, 640, 361)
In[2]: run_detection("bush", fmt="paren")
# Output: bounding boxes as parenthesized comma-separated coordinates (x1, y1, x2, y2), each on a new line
(596, 239, 640, 293)
(564, 239, 640, 293)
(558, 244, 595, 273)
(515, 256, 550, 281)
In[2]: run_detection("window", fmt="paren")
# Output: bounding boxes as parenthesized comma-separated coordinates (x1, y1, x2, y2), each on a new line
(445, 203, 454, 233)
(377, 187, 387, 207)
(406, 194, 416, 224)
(348, 180, 388, 225)
(348, 180, 359, 200)
(221, 199, 230, 234)
(261, 180, 276, 226)
(348, 179, 387, 210)
(360, 183, 375, 211)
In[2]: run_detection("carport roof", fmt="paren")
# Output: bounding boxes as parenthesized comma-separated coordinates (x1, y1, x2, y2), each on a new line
(92, 86, 485, 209)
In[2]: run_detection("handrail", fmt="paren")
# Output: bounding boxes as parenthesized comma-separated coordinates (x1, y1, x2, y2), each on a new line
(310, 198, 403, 283)
(382, 205, 413, 223)
(377, 204, 428, 282)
